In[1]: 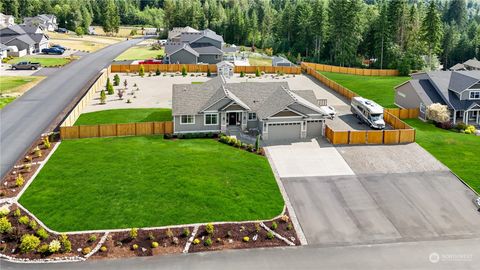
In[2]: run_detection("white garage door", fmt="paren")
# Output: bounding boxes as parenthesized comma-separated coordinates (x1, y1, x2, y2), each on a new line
(307, 120, 323, 138)
(267, 122, 301, 141)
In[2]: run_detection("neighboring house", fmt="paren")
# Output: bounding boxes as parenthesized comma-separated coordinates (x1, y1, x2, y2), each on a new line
(272, 56, 293, 67)
(23, 14, 57, 32)
(216, 61, 234, 78)
(395, 71, 480, 125)
(0, 13, 15, 28)
(165, 27, 224, 64)
(450, 58, 480, 71)
(172, 76, 328, 141)
(88, 26, 95, 35)
(0, 25, 49, 53)
(0, 43, 8, 60)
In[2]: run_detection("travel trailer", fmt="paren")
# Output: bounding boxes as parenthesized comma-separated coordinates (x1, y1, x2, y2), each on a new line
(351, 97, 386, 129)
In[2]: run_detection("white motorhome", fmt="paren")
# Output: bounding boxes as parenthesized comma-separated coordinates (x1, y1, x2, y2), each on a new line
(351, 97, 386, 129)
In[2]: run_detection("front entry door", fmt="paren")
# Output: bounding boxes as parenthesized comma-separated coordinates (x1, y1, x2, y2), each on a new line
(228, 113, 237, 125)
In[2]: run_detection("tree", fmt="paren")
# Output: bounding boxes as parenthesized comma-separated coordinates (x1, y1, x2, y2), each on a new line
(106, 78, 114, 95)
(181, 65, 187, 77)
(113, 74, 120, 86)
(421, 1, 443, 69)
(311, 0, 327, 63)
(426, 103, 450, 123)
(444, 0, 467, 27)
(75, 26, 84, 36)
(102, 0, 120, 34)
(139, 64, 145, 77)
(100, 90, 106, 104)
(3, 0, 19, 19)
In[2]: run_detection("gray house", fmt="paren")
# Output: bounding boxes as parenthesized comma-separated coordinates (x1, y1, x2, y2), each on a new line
(450, 58, 480, 71)
(272, 56, 293, 67)
(0, 24, 48, 53)
(23, 14, 57, 32)
(395, 71, 480, 125)
(172, 76, 328, 141)
(165, 27, 224, 64)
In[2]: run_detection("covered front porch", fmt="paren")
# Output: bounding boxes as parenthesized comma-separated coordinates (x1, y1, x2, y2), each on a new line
(454, 108, 480, 126)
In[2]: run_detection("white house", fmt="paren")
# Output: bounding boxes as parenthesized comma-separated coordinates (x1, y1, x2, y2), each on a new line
(216, 61, 234, 78)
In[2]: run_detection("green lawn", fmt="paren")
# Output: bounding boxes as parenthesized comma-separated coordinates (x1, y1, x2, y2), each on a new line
(248, 56, 272, 66)
(74, 108, 172, 126)
(0, 97, 16, 109)
(405, 119, 480, 193)
(19, 136, 284, 231)
(115, 46, 164, 61)
(0, 76, 43, 94)
(319, 71, 409, 108)
(8, 56, 72, 67)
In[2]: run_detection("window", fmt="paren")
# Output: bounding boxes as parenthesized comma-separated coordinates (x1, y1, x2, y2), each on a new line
(470, 91, 480, 99)
(180, 115, 194, 124)
(204, 113, 218, 125)
(420, 103, 426, 113)
(248, 112, 257, 121)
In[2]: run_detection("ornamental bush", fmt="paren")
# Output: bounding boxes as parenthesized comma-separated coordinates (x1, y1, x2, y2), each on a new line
(207, 67, 211, 77)
(192, 238, 200, 245)
(151, 241, 159, 248)
(286, 223, 293, 231)
(18, 215, 29, 225)
(0, 206, 10, 217)
(0, 217, 13, 233)
(37, 244, 49, 254)
(82, 247, 91, 255)
(15, 174, 24, 187)
(48, 240, 61, 253)
(100, 90, 107, 104)
(240, 71, 245, 77)
(19, 234, 40, 253)
(100, 246, 107, 252)
(130, 228, 138, 239)
(156, 68, 161, 76)
(181, 65, 187, 77)
(34, 146, 42, 157)
(426, 103, 450, 123)
(204, 237, 212, 246)
(132, 244, 139, 250)
(254, 223, 261, 233)
(271, 221, 278, 231)
(255, 68, 261, 77)
(13, 208, 21, 217)
(183, 228, 190, 237)
(165, 228, 174, 238)
(36, 228, 49, 240)
(113, 74, 120, 86)
(139, 64, 145, 77)
(106, 78, 114, 95)
(205, 223, 214, 235)
(242, 236, 250, 242)
(43, 136, 51, 149)
(28, 219, 37, 230)
(148, 232, 155, 240)
(267, 231, 274, 239)
(88, 234, 97, 242)
(60, 234, 72, 252)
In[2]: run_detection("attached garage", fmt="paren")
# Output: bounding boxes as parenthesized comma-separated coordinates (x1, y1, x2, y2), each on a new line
(306, 120, 323, 138)
(266, 122, 301, 141)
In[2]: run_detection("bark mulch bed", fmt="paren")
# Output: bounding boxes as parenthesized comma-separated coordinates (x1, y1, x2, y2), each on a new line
(0, 204, 100, 260)
(92, 227, 193, 259)
(0, 138, 57, 198)
(263, 210, 301, 246)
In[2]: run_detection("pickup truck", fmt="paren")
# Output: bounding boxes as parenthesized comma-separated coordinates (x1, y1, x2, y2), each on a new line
(12, 61, 41, 70)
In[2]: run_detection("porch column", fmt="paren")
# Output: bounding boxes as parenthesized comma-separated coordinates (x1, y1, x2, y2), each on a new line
(464, 111, 469, 125)
(477, 111, 479, 124)
(241, 112, 247, 130)
(300, 121, 307, 139)
(453, 110, 456, 125)
(220, 112, 227, 133)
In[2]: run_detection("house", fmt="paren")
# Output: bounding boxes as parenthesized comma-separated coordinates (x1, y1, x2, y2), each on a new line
(450, 58, 480, 71)
(0, 43, 8, 60)
(216, 61, 234, 78)
(0, 13, 15, 28)
(23, 14, 57, 32)
(395, 71, 480, 125)
(272, 56, 293, 67)
(165, 27, 224, 64)
(0, 25, 49, 53)
(172, 76, 328, 141)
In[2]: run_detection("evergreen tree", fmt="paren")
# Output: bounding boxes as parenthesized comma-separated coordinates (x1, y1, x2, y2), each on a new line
(3, 0, 19, 19)
(139, 65, 145, 77)
(106, 78, 114, 95)
(444, 0, 467, 27)
(421, 0, 443, 69)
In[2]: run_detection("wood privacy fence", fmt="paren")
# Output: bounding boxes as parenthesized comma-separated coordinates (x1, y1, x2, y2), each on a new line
(384, 108, 419, 119)
(302, 63, 358, 101)
(301, 62, 399, 76)
(61, 66, 111, 127)
(60, 121, 173, 140)
(110, 64, 301, 74)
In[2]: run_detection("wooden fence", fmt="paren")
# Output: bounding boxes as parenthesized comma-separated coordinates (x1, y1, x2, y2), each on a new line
(61, 66, 111, 127)
(110, 64, 301, 74)
(302, 62, 399, 76)
(325, 125, 415, 145)
(384, 108, 419, 119)
(60, 121, 173, 140)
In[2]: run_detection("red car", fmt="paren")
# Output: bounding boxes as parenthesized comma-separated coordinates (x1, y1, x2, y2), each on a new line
(138, 59, 162, 65)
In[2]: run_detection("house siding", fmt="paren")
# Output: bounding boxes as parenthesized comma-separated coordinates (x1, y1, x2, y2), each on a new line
(395, 82, 422, 109)
(170, 50, 197, 64)
(198, 54, 221, 64)
(4, 39, 33, 54)
(192, 36, 222, 49)
(288, 103, 321, 115)
(174, 115, 220, 133)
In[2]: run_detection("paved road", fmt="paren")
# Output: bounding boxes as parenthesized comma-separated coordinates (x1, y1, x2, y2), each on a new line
(2, 237, 479, 269)
(0, 38, 142, 179)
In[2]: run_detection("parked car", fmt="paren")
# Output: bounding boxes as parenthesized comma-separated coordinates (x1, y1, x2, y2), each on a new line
(474, 197, 480, 211)
(56, 28, 68, 33)
(42, 47, 64, 55)
(12, 61, 41, 70)
(138, 59, 163, 65)
(321, 105, 336, 119)
(51, 44, 66, 51)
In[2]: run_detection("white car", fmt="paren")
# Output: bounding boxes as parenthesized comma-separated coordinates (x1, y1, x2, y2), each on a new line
(321, 105, 336, 119)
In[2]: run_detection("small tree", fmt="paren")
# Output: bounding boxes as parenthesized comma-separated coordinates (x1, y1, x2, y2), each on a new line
(106, 78, 114, 95)
(255, 68, 261, 77)
(139, 64, 145, 77)
(264, 48, 273, 56)
(113, 74, 120, 86)
(207, 66, 211, 77)
(100, 90, 106, 104)
(240, 71, 245, 77)
(255, 135, 260, 152)
(156, 68, 160, 76)
(129, 29, 138, 36)
(117, 89, 124, 100)
(181, 65, 187, 77)
(426, 103, 450, 123)
(123, 79, 128, 89)
(75, 26, 84, 36)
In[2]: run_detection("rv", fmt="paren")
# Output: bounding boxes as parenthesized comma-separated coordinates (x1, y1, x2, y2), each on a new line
(351, 97, 386, 129)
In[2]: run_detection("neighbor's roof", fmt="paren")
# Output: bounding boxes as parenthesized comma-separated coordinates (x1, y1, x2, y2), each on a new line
(19, 24, 43, 34)
(449, 71, 480, 93)
(29, 33, 48, 43)
(0, 43, 8, 50)
(463, 58, 480, 69)
(272, 56, 292, 66)
(165, 42, 199, 57)
(192, 45, 223, 55)
(2, 34, 36, 45)
(180, 29, 224, 44)
(449, 63, 466, 71)
(0, 25, 27, 35)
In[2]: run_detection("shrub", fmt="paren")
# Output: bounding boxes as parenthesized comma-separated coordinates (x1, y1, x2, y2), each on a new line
(255, 135, 260, 153)
(36, 228, 49, 240)
(88, 234, 97, 242)
(75, 26, 84, 36)
(172, 236, 179, 245)
(130, 29, 138, 36)
(192, 238, 200, 245)
(255, 68, 261, 77)
(106, 78, 114, 95)
(271, 221, 278, 231)
(0, 217, 13, 233)
(246, 144, 254, 152)
(455, 122, 467, 131)
(151, 241, 159, 248)
(264, 48, 273, 56)
(286, 223, 293, 231)
(280, 215, 290, 223)
(437, 121, 453, 130)
(183, 228, 190, 237)
(24, 163, 32, 172)
(113, 74, 120, 86)
(207, 67, 211, 77)
(132, 244, 139, 250)
(82, 247, 91, 255)
(126, 69, 130, 75)
(148, 232, 155, 240)
(426, 103, 450, 123)
(204, 237, 212, 246)
(165, 228, 174, 238)
(123, 79, 128, 89)
(18, 215, 29, 225)
(37, 244, 49, 254)
(0, 206, 10, 217)
(130, 228, 138, 239)
(126, 98, 131, 103)
(43, 136, 51, 149)
(156, 68, 161, 76)
(34, 146, 42, 157)
(20, 234, 40, 253)
(28, 219, 37, 230)
(48, 239, 61, 253)
(100, 90, 106, 104)
(13, 208, 21, 217)
(139, 64, 145, 77)
(205, 223, 214, 235)
(60, 234, 71, 252)
(266, 231, 274, 239)
(181, 65, 187, 77)
(254, 223, 261, 233)
(466, 125, 476, 134)
(25, 155, 32, 162)
(242, 236, 250, 242)
(100, 246, 107, 252)
(240, 71, 245, 77)
(117, 89, 124, 100)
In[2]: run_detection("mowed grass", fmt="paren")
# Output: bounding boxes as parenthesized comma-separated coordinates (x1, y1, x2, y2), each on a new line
(0, 76, 43, 94)
(404, 119, 480, 193)
(74, 108, 172, 125)
(19, 136, 284, 231)
(248, 56, 272, 66)
(8, 56, 72, 67)
(115, 46, 164, 61)
(319, 71, 410, 108)
(0, 97, 16, 109)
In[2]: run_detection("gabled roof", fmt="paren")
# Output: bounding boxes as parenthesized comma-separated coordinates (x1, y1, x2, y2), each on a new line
(192, 46, 223, 55)
(272, 56, 292, 66)
(449, 71, 480, 93)
(463, 58, 480, 69)
(0, 25, 27, 35)
(29, 33, 48, 43)
(0, 43, 8, 50)
(179, 29, 224, 44)
(449, 63, 466, 71)
(3, 34, 36, 45)
(165, 42, 199, 57)
(19, 24, 44, 34)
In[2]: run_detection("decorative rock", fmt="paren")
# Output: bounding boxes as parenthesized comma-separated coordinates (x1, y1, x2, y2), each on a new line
(172, 237, 179, 245)
(228, 239, 233, 244)
(77, 248, 82, 252)
(252, 234, 258, 241)
(141, 248, 147, 252)
(290, 237, 296, 242)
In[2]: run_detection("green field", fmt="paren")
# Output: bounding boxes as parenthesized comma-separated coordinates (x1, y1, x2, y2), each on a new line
(405, 119, 480, 193)
(19, 136, 284, 231)
(115, 46, 164, 61)
(319, 71, 410, 108)
(74, 108, 172, 126)
(8, 56, 72, 67)
(0, 76, 43, 94)
(0, 97, 16, 109)
(248, 56, 272, 66)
